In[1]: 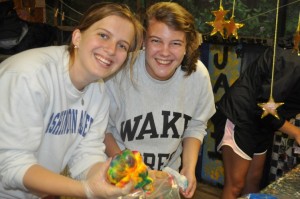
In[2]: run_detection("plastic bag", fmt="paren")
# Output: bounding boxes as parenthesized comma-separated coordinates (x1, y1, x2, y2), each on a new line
(120, 173, 181, 199)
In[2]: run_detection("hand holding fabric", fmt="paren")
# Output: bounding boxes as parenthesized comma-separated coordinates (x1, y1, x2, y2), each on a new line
(83, 160, 133, 199)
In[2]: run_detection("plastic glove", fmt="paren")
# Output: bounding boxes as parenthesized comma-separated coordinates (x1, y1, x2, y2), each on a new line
(82, 160, 133, 199)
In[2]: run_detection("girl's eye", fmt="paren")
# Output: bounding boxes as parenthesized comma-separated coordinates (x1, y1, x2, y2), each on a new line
(171, 42, 182, 46)
(99, 33, 108, 40)
(118, 43, 129, 51)
(151, 39, 160, 43)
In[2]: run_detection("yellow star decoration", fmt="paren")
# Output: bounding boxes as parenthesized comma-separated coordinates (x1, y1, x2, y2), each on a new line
(206, 5, 229, 38)
(224, 16, 244, 39)
(257, 97, 284, 119)
(293, 13, 300, 55)
(293, 30, 300, 55)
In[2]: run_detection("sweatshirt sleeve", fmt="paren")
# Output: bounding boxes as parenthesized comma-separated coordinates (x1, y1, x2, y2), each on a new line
(183, 61, 216, 142)
(0, 70, 47, 191)
(67, 83, 109, 179)
(105, 79, 126, 150)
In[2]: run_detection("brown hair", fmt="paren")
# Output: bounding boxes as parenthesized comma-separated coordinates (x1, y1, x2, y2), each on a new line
(68, 2, 143, 69)
(145, 2, 201, 76)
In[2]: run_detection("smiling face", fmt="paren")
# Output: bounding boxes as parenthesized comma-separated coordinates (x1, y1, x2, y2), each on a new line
(144, 19, 186, 81)
(71, 15, 134, 90)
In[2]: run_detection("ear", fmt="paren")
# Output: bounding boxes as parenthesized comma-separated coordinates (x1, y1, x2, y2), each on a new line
(72, 29, 81, 47)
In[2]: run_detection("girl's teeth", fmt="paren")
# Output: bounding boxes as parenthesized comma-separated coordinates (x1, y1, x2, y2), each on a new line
(157, 59, 171, 64)
(96, 55, 111, 65)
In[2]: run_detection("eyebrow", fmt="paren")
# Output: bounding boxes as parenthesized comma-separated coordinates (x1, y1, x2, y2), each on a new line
(148, 35, 185, 43)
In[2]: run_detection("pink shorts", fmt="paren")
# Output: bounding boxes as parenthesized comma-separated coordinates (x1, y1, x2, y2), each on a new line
(217, 119, 266, 160)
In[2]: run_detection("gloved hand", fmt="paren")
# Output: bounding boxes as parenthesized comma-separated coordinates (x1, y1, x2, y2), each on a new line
(82, 159, 133, 199)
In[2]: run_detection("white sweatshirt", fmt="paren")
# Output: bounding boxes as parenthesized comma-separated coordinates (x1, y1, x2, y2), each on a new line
(0, 46, 108, 199)
(106, 50, 215, 171)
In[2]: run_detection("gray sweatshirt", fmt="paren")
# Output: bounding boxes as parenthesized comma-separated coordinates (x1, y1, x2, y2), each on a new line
(106, 50, 215, 171)
(0, 46, 108, 199)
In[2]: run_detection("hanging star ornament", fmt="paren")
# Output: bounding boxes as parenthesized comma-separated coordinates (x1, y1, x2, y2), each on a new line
(257, 97, 284, 119)
(257, 0, 284, 120)
(293, 12, 300, 55)
(293, 26, 300, 55)
(206, 5, 229, 38)
(224, 16, 244, 39)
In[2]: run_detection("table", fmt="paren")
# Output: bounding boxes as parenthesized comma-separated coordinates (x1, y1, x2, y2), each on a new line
(260, 164, 300, 198)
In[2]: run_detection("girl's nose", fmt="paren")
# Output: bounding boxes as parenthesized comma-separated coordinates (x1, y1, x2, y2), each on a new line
(159, 44, 171, 56)
(104, 41, 117, 56)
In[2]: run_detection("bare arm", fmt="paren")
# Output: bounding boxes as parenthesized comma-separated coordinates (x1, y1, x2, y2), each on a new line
(279, 120, 300, 144)
(104, 133, 122, 157)
(180, 137, 201, 198)
(23, 165, 85, 198)
(23, 161, 133, 198)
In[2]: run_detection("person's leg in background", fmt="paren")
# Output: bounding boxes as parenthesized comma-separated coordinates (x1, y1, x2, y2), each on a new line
(242, 153, 266, 195)
(221, 146, 251, 199)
